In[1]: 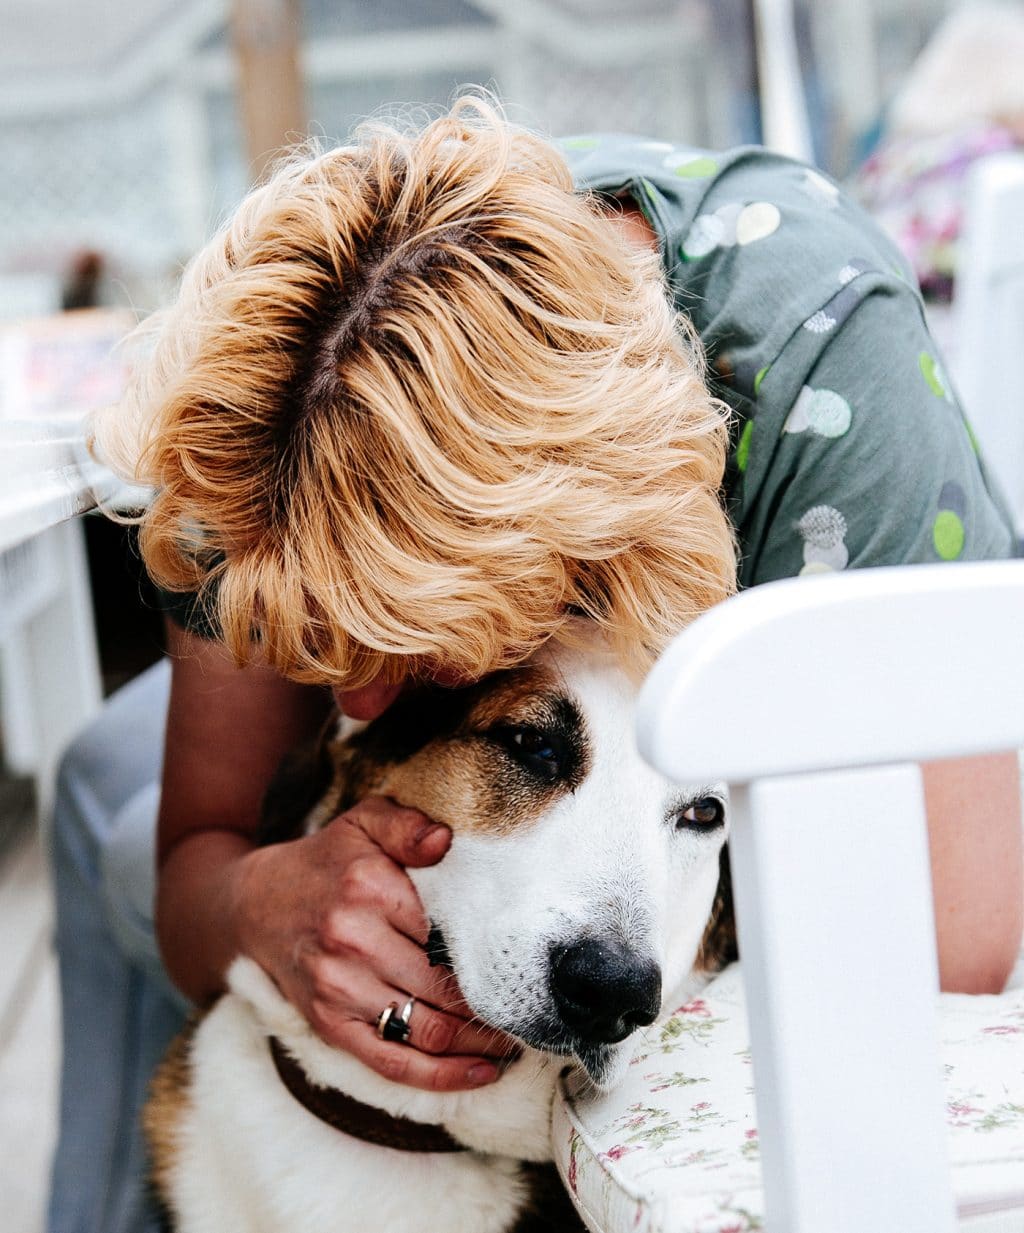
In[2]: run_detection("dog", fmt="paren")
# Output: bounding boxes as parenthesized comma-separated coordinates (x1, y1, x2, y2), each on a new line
(145, 625, 731, 1233)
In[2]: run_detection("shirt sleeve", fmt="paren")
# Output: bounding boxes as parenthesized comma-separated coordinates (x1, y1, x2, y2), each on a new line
(734, 278, 1017, 587)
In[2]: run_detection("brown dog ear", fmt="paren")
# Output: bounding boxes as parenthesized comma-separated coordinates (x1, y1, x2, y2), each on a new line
(697, 844, 738, 973)
(257, 718, 338, 847)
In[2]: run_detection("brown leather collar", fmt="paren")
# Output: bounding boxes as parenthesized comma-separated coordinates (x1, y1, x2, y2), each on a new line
(268, 1037, 468, 1153)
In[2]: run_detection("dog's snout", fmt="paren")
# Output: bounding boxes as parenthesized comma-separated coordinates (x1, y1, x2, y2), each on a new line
(549, 939, 661, 1045)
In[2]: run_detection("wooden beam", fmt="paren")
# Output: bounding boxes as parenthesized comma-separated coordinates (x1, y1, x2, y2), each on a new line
(230, 0, 307, 183)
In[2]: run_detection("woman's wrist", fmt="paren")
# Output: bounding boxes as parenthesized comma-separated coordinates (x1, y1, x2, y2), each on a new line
(155, 828, 259, 1005)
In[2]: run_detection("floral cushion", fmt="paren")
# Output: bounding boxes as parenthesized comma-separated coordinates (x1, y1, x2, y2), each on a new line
(552, 955, 1024, 1233)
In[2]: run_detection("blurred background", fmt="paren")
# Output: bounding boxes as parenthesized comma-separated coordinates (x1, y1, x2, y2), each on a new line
(2, 2, 1024, 1230)
(0, 0, 998, 323)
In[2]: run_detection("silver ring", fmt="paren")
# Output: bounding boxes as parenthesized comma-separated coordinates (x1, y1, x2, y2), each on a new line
(376, 996, 415, 1044)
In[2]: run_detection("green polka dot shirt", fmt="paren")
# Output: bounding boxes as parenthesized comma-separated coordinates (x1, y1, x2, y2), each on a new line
(562, 135, 1017, 586)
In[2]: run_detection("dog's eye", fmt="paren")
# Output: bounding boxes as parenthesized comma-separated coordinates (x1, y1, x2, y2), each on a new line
(495, 726, 562, 781)
(676, 796, 725, 833)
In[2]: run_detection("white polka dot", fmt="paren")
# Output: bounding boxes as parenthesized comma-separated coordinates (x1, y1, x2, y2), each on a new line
(682, 213, 725, 259)
(803, 542, 849, 570)
(801, 169, 840, 206)
(803, 309, 837, 335)
(797, 504, 847, 550)
(713, 202, 743, 246)
(838, 264, 860, 285)
(783, 386, 814, 434)
(736, 202, 781, 245)
(805, 389, 852, 438)
(800, 559, 837, 576)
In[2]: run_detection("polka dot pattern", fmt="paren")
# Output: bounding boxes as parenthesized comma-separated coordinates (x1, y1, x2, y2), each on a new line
(664, 153, 719, 179)
(919, 351, 953, 402)
(735, 420, 753, 473)
(735, 202, 781, 245)
(681, 202, 781, 260)
(803, 309, 837, 335)
(933, 481, 967, 560)
(799, 169, 840, 207)
(933, 511, 965, 560)
(784, 386, 852, 439)
(797, 504, 849, 572)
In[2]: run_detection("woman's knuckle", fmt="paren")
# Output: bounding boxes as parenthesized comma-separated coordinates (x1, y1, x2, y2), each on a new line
(307, 998, 335, 1038)
(376, 1049, 410, 1085)
(418, 1014, 455, 1055)
(318, 908, 358, 953)
(340, 856, 387, 905)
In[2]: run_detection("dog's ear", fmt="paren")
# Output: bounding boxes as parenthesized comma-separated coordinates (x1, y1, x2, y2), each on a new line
(697, 844, 738, 973)
(258, 720, 338, 847)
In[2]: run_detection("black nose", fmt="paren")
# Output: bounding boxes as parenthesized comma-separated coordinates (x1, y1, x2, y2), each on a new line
(549, 939, 662, 1045)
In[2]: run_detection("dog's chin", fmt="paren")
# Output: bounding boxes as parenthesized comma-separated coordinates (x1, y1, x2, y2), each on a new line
(490, 1015, 634, 1093)
(573, 1040, 633, 1091)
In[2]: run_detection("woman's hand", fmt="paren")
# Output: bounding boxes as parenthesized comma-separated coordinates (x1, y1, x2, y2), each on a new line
(234, 796, 512, 1091)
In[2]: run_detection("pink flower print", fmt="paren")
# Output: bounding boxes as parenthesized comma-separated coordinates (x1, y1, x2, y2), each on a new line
(567, 1130, 581, 1194)
(982, 1025, 1021, 1035)
(599, 1144, 635, 1163)
(675, 997, 712, 1017)
(692, 1101, 712, 1111)
(745, 1128, 758, 1140)
(947, 1100, 983, 1126)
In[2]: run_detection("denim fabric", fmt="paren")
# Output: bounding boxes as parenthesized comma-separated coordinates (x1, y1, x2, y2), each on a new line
(48, 660, 188, 1233)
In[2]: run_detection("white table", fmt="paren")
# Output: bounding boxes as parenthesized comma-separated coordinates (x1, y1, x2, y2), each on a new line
(0, 414, 133, 819)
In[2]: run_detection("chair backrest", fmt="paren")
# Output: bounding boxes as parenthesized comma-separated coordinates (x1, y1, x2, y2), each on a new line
(637, 561, 1024, 1233)
(952, 151, 1024, 536)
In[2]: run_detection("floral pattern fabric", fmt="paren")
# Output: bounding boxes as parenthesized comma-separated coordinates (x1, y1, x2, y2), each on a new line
(553, 957, 1024, 1233)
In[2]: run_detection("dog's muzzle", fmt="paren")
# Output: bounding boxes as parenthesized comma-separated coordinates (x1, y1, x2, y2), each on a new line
(549, 939, 661, 1045)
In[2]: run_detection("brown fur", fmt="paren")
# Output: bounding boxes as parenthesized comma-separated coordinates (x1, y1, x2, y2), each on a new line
(263, 666, 591, 840)
(511, 1163, 587, 1232)
(144, 1018, 198, 1202)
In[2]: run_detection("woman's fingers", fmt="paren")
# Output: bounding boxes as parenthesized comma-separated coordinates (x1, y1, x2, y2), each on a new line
(327, 1020, 502, 1092)
(298, 929, 508, 1059)
(236, 795, 518, 1081)
(343, 795, 453, 871)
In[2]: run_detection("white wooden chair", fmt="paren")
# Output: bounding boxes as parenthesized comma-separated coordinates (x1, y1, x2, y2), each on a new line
(554, 561, 1024, 1233)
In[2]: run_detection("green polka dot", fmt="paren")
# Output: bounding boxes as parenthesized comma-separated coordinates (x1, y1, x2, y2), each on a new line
(673, 156, 719, 179)
(964, 418, 980, 455)
(639, 178, 659, 210)
(933, 510, 965, 560)
(919, 351, 948, 399)
(753, 365, 770, 395)
(559, 136, 600, 151)
(735, 420, 753, 473)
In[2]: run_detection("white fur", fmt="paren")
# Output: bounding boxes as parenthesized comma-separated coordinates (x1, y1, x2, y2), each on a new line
(163, 634, 727, 1232)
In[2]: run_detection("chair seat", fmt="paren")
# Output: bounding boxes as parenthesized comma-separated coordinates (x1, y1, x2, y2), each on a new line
(553, 954, 1024, 1233)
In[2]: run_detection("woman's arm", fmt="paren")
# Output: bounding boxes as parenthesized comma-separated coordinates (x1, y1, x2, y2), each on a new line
(155, 621, 332, 998)
(923, 752, 1023, 993)
(155, 623, 505, 1089)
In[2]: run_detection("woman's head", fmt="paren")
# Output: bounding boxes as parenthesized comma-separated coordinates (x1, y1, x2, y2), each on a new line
(96, 96, 736, 687)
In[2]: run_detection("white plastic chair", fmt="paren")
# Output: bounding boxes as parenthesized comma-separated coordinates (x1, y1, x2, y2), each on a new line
(624, 560, 1024, 1233)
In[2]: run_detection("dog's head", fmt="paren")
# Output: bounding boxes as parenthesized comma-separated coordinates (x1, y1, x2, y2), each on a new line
(319, 627, 729, 1089)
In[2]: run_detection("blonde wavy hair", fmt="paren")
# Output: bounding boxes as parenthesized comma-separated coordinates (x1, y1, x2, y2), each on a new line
(94, 97, 736, 688)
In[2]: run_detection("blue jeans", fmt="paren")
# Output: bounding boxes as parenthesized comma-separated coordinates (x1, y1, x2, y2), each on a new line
(48, 660, 187, 1233)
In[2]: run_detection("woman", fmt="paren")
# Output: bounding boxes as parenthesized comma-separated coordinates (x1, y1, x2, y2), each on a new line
(50, 98, 1021, 1233)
